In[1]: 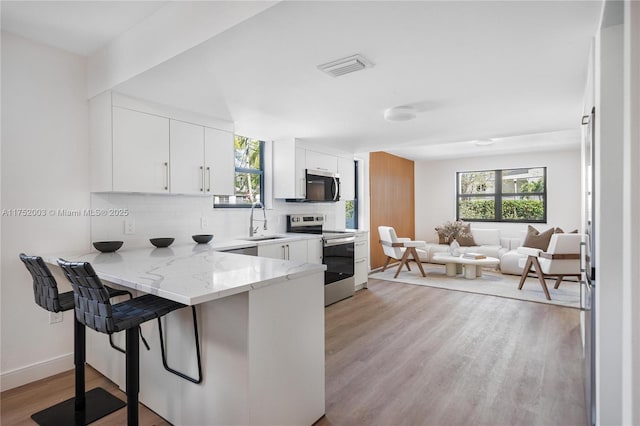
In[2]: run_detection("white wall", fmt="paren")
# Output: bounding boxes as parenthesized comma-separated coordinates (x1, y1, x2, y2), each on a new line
(1, 33, 90, 390)
(623, 3, 640, 423)
(414, 149, 582, 242)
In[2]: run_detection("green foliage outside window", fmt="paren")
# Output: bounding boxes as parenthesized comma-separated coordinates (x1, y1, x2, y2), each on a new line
(459, 199, 495, 220)
(345, 200, 355, 229)
(215, 136, 263, 207)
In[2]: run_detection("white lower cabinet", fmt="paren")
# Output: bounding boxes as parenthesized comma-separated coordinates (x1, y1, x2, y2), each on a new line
(307, 238, 323, 264)
(258, 239, 308, 262)
(354, 232, 369, 288)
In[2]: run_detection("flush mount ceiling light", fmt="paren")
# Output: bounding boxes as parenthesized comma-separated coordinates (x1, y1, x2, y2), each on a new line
(317, 54, 374, 77)
(384, 106, 417, 122)
(474, 139, 495, 146)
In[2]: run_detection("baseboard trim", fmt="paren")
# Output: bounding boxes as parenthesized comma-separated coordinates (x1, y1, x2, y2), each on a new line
(1, 352, 74, 392)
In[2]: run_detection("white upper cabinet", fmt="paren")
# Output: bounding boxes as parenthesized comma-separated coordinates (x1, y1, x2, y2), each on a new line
(169, 122, 235, 195)
(337, 156, 355, 201)
(113, 107, 170, 193)
(273, 139, 306, 199)
(306, 150, 337, 173)
(205, 127, 234, 195)
(294, 147, 306, 198)
(90, 92, 235, 195)
(170, 120, 205, 194)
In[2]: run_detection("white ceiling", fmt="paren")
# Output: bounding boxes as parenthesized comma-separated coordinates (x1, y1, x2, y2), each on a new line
(1, 1, 167, 55)
(1, 1, 603, 160)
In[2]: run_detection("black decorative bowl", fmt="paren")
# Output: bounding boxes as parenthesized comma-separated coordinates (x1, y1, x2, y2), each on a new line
(150, 238, 174, 248)
(192, 234, 214, 244)
(93, 241, 123, 253)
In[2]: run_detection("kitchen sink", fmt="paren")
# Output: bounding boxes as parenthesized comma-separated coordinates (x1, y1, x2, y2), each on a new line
(240, 235, 286, 242)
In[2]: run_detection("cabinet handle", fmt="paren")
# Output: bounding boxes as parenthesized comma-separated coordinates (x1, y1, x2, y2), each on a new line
(356, 242, 366, 246)
(164, 162, 169, 190)
(281, 245, 286, 259)
(355, 259, 366, 263)
(199, 166, 204, 192)
(206, 166, 211, 192)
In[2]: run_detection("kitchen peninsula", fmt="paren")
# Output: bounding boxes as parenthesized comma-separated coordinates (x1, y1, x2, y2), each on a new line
(44, 242, 326, 426)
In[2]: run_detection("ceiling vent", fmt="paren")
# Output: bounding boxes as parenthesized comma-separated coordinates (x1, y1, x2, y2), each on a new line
(317, 54, 374, 77)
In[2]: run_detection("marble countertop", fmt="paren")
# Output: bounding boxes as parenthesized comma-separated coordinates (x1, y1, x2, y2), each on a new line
(44, 236, 326, 305)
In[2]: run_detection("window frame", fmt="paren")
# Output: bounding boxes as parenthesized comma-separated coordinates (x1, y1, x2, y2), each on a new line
(455, 167, 547, 223)
(214, 138, 265, 209)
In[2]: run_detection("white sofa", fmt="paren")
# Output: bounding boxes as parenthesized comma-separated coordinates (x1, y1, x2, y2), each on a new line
(424, 228, 509, 262)
(424, 228, 528, 275)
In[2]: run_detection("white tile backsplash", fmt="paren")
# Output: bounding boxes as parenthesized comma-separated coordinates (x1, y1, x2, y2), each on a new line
(90, 193, 345, 248)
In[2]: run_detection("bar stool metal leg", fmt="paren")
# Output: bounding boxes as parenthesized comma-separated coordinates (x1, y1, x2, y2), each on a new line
(74, 319, 86, 412)
(126, 326, 140, 426)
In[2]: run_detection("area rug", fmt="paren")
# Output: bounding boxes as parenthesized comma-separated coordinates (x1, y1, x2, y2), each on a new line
(369, 264, 581, 309)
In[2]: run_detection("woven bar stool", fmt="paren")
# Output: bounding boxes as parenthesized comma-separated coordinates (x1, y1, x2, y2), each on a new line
(57, 259, 199, 426)
(19, 253, 128, 425)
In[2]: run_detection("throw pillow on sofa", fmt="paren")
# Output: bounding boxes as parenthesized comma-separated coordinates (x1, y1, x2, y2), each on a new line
(456, 223, 477, 247)
(522, 225, 554, 251)
(435, 228, 448, 244)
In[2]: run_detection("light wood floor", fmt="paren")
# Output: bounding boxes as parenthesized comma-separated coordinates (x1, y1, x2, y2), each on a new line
(2, 278, 586, 426)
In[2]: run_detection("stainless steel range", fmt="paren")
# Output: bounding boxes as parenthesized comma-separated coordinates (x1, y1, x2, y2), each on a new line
(287, 214, 355, 306)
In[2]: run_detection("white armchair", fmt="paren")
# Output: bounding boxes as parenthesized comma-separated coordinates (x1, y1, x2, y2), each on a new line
(517, 233, 582, 300)
(378, 226, 428, 278)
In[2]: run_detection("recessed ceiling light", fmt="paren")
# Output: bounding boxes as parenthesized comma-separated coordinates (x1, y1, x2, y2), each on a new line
(384, 106, 417, 122)
(474, 139, 495, 146)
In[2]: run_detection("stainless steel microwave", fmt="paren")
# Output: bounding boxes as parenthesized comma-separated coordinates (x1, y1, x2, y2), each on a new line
(304, 169, 340, 202)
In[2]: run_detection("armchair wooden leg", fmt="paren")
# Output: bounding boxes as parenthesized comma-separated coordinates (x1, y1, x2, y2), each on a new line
(381, 256, 392, 272)
(518, 256, 533, 290)
(531, 257, 551, 300)
(394, 250, 413, 279)
(410, 248, 426, 277)
(554, 276, 564, 289)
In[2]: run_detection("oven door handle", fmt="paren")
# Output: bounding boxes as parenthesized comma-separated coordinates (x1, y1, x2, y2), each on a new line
(324, 236, 355, 246)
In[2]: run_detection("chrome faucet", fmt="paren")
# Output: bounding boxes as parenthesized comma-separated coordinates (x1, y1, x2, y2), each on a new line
(249, 201, 267, 237)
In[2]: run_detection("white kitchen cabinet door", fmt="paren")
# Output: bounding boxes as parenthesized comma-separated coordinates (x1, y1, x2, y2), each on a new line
(354, 258, 368, 286)
(307, 238, 323, 264)
(113, 107, 170, 193)
(295, 147, 307, 198)
(170, 120, 205, 194)
(258, 239, 308, 262)
(286, 240, 308, 263)
(205, 127, 234, 195)
(306, 150, 337, 173)
(338, 157, 355, 200)
(354, 232, 369, 288)
(258, 242, 287, 260)
(273, 140, 307, 199)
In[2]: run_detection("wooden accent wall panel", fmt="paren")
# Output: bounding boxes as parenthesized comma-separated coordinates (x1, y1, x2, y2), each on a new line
(369, 152, 415, 269)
